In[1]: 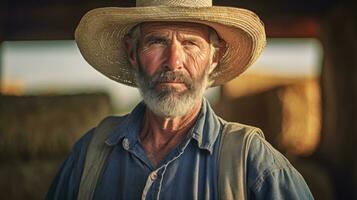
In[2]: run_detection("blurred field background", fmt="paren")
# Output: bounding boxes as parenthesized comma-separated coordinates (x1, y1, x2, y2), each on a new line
(0, 94, 111, 199)
(1, 0, 357, 199)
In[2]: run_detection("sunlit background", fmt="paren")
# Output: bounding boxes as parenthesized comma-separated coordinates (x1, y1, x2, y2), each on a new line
(1, 38, 322, 110)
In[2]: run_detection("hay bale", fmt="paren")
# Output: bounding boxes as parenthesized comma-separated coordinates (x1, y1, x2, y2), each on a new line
(0, 93, 112, 159)
(279, 79, 321, 156)
(215, 78, 321, 156)
(214, 87, 283, 147)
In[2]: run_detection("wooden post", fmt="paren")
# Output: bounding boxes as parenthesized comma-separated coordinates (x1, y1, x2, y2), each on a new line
(319, 3, 357, 199)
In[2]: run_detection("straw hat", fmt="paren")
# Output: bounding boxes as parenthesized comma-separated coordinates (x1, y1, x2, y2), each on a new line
(75, 0, 266, 87)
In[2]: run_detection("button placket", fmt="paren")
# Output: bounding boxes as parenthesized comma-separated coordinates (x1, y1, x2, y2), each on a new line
(156, 142, 190, 200)
(141, 169, 160, 200)
(144, 135, 193, 199)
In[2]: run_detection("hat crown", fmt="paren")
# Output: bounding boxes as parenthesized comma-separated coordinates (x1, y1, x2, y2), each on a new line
(136, 0, 212, 7)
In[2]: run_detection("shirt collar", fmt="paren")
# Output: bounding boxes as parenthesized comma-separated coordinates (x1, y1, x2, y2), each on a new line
(105, 101, 145, 147)
(104, 98, 222, 154)
(190, 98, 222, 154)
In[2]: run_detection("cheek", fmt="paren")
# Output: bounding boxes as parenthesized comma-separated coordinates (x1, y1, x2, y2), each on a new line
(139, 47, 165, 76)
(184, 49, 211, 77)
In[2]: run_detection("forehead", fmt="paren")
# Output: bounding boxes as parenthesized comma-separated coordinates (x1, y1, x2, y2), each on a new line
(140, 22, 211, 39)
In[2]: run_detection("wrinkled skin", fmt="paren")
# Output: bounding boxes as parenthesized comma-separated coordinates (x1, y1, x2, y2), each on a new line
(136, 22, 213, 93)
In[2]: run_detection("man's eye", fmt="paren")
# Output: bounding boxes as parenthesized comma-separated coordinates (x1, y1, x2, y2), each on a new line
(148, 38, 167, 45)
(182, 40, 198, 46)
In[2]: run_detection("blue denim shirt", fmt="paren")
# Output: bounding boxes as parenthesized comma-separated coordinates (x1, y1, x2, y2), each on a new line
(47, 99, 313, 200)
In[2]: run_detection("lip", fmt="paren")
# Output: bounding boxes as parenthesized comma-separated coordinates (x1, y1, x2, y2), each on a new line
(155, 82, 187, 90)
(158, 82, 184, 86)
(158, 81, 184, 84)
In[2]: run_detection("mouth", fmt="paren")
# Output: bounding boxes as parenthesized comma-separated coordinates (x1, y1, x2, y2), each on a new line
(155, 81, 187, 91)
(148, 71, 192, 90)
(158, 80, 184, 84)
(157, 81, 185, 86)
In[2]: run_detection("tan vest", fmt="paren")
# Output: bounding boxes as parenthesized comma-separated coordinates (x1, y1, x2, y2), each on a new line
(78, 116, 264, 200)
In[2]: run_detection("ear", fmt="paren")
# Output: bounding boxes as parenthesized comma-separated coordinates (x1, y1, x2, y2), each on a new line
(209, 40, 226, 73)
(124, 35, 138, 69)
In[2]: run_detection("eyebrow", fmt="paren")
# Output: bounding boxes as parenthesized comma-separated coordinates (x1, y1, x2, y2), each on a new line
(144, 35, 167, 41)
(177, 33, 209, 44)
(142, 32, 169, 43)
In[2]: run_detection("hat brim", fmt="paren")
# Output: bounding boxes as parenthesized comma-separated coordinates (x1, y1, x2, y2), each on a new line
(75, 6, 266, 87)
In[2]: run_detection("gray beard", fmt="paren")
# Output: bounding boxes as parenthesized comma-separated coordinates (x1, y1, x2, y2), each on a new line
(136, 66, 209, 118)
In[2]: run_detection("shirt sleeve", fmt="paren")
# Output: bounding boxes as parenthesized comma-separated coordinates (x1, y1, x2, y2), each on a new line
(46, 128, 95, 200)
(246, 135, 314, 200)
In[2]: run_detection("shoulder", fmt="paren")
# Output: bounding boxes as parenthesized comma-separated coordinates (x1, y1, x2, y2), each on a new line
(246, 134, 313, 199)
(220, 120, 313, 199)
(46, 127, 95, 199)
(73, 115, 129, 156)
(221, 121, 297, 181)
(46, 115, 126, 199)
(246, 134, 291, 188)
(220, 120, 264, 142)
(72, 128, 95, 153)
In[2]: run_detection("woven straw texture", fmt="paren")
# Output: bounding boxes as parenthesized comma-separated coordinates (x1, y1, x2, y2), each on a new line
(75, 0, 266, 87)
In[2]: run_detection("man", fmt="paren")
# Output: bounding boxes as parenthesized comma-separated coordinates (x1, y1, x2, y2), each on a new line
(47, 0, 313, 199)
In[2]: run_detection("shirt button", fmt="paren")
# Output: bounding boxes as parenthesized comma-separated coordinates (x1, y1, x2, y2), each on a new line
(150, 172, 158, 181)
(122, 138, 130, 150)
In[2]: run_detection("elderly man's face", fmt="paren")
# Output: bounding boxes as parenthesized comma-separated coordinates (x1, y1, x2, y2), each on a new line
(126, 22, 219, 117)
(137, 22, 212, 91)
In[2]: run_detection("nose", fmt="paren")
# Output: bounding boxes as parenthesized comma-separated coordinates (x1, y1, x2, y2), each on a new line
(164, 41, 184, 71)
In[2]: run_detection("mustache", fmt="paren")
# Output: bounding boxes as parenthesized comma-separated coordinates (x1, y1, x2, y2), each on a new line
(148, 71, 193, 89)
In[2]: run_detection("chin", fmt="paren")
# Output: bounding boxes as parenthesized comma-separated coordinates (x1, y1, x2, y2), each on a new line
(145, 91, 197, 118)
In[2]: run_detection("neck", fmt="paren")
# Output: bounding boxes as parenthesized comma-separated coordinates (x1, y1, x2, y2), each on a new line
(139, 98, 203, 167)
